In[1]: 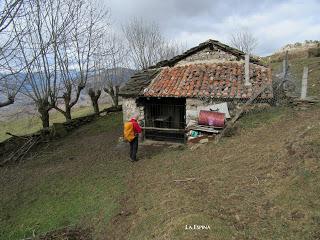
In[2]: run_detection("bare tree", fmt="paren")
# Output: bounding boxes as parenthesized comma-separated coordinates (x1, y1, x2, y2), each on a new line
(13, 0, 75, 128)
(122, 18, 184, 70)
(89, 33, 129, 110)
(229, 28, 258, 55)
(54, 0, 107, 121)
(87, 60, 103, 115)
(0, 0, 25, 108)
(85, 33, 109, 115)
(0, 0, 23, 33)
(103, 34, 129, 107)
(7, 0, 106, 126)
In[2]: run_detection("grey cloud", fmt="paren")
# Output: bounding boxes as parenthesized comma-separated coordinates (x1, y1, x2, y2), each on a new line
(104, 0, 320, 56)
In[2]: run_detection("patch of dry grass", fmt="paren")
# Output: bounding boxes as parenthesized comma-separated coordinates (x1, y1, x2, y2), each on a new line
(106, 106, 320, 239)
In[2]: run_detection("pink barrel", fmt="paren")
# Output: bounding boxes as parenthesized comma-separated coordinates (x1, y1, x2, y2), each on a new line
(198, 110, 225, 128)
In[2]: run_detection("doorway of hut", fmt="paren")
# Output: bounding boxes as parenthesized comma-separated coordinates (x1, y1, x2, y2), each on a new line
(142, 97, 186, 143)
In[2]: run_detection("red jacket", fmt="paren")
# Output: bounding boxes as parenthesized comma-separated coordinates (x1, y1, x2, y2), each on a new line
(130, 119, 142, 134)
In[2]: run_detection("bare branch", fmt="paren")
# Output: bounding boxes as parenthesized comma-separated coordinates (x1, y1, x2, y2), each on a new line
(0, 0, 27, 108)
(229, 28, 258, 55)
(54, 0, 108, 120)
(122, 18, 185, 70)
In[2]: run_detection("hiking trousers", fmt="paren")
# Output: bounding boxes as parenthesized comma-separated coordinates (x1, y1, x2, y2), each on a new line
(130, 136, 138, 161)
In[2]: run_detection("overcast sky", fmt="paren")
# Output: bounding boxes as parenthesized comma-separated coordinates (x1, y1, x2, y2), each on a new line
(103, 0, 320, 56)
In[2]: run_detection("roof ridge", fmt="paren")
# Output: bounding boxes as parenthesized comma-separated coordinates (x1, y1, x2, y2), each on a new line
(162, 61, 267, 68)
(149, 39, 264, 69)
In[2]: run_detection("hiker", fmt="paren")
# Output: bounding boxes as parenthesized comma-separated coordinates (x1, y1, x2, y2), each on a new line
(124, 114, 142, 162)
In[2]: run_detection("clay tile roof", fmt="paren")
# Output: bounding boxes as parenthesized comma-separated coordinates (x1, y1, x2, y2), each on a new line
(120, 40, 268, 98)
(143, 62, 273, 99)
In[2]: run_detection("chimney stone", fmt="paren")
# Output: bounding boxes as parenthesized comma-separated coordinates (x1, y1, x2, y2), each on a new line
(244, 54, 251, 86)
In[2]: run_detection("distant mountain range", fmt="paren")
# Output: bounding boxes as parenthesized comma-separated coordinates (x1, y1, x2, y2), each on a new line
(0, 67, 136, 92)
(0, 67, 136, 120)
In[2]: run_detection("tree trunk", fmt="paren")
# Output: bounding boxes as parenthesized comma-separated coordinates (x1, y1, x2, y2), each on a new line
(113, 86, 119, 107)
(57, 85, 84, 122)
(113, 96, 118, 107)
(92, 99, 100, 115)
(61, 90, 72, 121)
(64, 104, 72, 121)
(104, 86, 119, 107)
(39, 107, 50, 128)
(88, 88, 101, 115)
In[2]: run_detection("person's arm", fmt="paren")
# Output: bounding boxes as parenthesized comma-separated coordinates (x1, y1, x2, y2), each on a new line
(132, 120, 142, 134)
(135, 121, 142, 134)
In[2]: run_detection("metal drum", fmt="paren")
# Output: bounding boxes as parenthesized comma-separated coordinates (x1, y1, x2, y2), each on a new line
(198, 110, 225, 128)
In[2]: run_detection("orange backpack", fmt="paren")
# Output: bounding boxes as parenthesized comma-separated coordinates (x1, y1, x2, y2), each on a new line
(124, 121, 135, 142)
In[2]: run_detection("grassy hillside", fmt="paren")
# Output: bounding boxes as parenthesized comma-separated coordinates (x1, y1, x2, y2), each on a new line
(1, 105, 320, 239)
(0, 113, 126, 239)
(267, 49, 320, 98)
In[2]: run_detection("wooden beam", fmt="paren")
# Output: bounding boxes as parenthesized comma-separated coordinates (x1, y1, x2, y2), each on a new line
(188, 126, 221, 133)
(143, 127, 185, 132)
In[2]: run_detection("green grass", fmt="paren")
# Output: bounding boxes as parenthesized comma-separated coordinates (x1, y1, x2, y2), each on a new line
(88, 112, 121, 135)
(7, 173, 122, 239)
(0, 112, 126, 239)
(0, 103, 110, 142)
(238, 107, 288, 129)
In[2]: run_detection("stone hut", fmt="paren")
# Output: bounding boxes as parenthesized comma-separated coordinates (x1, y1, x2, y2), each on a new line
(119, 39, 273, 142)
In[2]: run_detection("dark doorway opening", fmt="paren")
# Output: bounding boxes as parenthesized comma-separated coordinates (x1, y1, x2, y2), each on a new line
(140, 97, 186, 143)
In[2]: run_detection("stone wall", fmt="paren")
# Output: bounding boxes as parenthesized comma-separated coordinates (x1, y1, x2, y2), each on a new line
(0, 107, 122, 165)
(122, 98, 144, 122)
(177, 47, 238, 65)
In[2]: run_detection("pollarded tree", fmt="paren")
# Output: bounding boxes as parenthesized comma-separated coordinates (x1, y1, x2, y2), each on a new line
(13, 0, 75, 128)
(54, 0, 107, 121)
(87, 59, 104, 115)
(88, 32, 129, 110)
(103, 33, 130, 107)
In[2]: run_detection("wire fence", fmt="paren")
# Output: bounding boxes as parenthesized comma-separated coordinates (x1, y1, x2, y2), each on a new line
(185, 56, 316, 145)
(197, 58, 306, 122)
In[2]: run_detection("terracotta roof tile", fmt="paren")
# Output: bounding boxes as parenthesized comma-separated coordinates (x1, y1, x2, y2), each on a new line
(143, 62, 273, 99)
